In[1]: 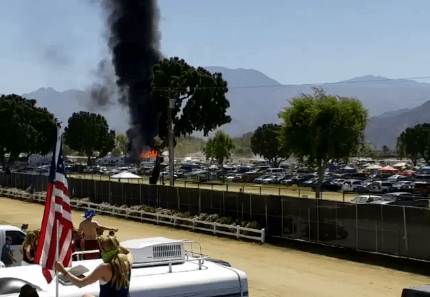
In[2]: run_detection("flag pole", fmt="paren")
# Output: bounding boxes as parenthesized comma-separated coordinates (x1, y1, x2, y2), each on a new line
(56, 219, 60, 297)
(55, 120, 61, 297)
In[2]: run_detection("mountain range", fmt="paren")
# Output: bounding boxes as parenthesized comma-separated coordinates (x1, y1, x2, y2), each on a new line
(6, 68, 430, 148)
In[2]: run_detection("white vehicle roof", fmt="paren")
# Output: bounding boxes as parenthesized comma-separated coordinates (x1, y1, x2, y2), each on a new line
(0, 225, 22, 232)
(0, 238, 248, 297)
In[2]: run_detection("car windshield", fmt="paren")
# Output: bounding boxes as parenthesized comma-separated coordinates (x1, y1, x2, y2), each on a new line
(380, 195, 396, 201)
(352, 197, 367, 203)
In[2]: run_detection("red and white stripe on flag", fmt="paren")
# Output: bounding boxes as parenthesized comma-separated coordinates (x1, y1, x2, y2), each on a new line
(35, 128, 73, 284)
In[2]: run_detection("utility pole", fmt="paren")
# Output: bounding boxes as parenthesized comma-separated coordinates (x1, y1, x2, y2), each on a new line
(168, 93, 175, 186)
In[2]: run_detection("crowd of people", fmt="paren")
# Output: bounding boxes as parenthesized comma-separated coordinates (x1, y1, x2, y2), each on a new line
(2, 209, 133, 297)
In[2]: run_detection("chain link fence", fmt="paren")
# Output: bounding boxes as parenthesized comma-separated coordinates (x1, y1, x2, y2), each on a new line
(1, 172, 428, 261)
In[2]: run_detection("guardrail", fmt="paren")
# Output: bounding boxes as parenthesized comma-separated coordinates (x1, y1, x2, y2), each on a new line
(0, 188, 265, 243)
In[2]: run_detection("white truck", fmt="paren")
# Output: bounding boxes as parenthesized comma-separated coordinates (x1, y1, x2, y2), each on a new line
(0, 225, 26, 267)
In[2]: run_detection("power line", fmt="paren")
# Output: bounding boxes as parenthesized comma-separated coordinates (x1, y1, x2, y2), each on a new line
(152, 75, 430, 92)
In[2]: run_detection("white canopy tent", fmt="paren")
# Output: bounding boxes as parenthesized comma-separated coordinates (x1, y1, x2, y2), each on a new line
(111, 171, 142, 179)
(366, 164, 382, 170)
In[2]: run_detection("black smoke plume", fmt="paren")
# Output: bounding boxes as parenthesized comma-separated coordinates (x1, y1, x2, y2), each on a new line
(101, 0, 162, 149)
(101, 0, 163, 184)
(87, 59, 117, 110)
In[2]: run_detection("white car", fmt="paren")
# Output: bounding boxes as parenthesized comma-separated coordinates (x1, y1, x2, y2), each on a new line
(342, 179, 365, 192)
(350, 195, 382, 204)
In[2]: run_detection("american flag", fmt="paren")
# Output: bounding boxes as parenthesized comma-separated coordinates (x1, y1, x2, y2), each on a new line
(35, 126, 73, 284)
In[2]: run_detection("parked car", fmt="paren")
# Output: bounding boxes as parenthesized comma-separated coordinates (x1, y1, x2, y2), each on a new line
(296, 174, 318, 186)
(301, 177, 319, 187)
(350, 195, 382, 204)
(369, 192, 429, 207)
(369, 181, 395, 193)
(332, 179, 346, 186)
(388, 181, 413, 193)
(254, 175, 270, 184)
(242, 170, 264, 182)
(280, 176, 299, 185)
(342, 179, 366, 192)
(311, 181, 342, 192)
(414, 181, 430, 196)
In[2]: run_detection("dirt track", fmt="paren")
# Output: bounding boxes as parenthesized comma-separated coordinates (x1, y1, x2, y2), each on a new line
(2, 197, 429, 297)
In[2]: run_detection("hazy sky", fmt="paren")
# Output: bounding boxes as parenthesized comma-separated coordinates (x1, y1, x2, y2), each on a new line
(2, 0, 430, 94)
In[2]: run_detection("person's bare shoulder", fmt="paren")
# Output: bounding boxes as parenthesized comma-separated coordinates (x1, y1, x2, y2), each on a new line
(91, 221, 101, 228)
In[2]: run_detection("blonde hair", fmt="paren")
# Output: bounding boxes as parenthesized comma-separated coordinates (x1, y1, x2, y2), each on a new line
(21, 230, 40, 259)
(98, 235, 130, 291)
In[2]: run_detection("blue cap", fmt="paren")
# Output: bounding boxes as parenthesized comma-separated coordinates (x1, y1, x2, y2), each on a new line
(82, 210, 96, 219)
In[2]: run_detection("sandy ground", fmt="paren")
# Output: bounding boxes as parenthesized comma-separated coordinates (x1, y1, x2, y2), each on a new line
(2, 197, 429, 297)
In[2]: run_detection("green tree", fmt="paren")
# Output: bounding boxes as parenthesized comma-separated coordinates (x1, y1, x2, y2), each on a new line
(63, 112, 115, 165)
(0, 94, 56, 167)
(149, 57, 232, 184)
(151, 57, 231, 148)
(251, 124, 290, 168)
(203, 131, 235, 179)
(233, 132, 253, 158)
(397, 124, 430, 165)
(356, 142, 377, 159)
(414, 123, 430, 164)
(278, 88, 368, 198)
(382, 145, 390, 155)
(174, 136, 206, 158)
(114, 134, 128, 156)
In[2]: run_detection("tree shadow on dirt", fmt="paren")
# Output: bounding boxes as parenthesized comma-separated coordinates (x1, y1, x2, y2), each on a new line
(268, 237, 430, 277)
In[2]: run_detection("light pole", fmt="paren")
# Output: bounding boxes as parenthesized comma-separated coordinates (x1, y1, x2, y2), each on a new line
(168, 97, 175, 186)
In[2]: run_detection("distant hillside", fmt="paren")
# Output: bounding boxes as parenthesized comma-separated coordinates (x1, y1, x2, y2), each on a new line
(203, 70, 430, 137)
(13, 68, 430, 143)
(364, 100, 430, 149)
(21, 87, 129, 134)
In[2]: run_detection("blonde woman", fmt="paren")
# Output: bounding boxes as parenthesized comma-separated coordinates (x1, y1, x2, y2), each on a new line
(20, 230, 40, 263)
(55, 235, 133, 297)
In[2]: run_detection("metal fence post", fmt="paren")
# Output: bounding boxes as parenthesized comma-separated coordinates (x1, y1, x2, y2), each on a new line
(199, 189, 201, 214)
(381, 205, 384, 250)
(177, 187, 180, 211)
(281, 198, 284, 238)
(109, 179, 111, 205)
(242, 202, 244, 221)
(335, 201, 338, 244)
(250, 194, 252, 220)
(223, 191, 225, 215)
(298, 188, 301, 198)
(403, 206, 408, 254)
(375, 221, 378, 253)
(265, 198, 268, 233)
(343, 191, 345, 202)
(317, 199, 319, 243)
(308, 208, 311, 241)
(356, 203, 359, 250)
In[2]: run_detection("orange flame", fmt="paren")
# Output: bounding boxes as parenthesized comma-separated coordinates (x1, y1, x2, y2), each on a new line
(140, 149, 158, 159)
